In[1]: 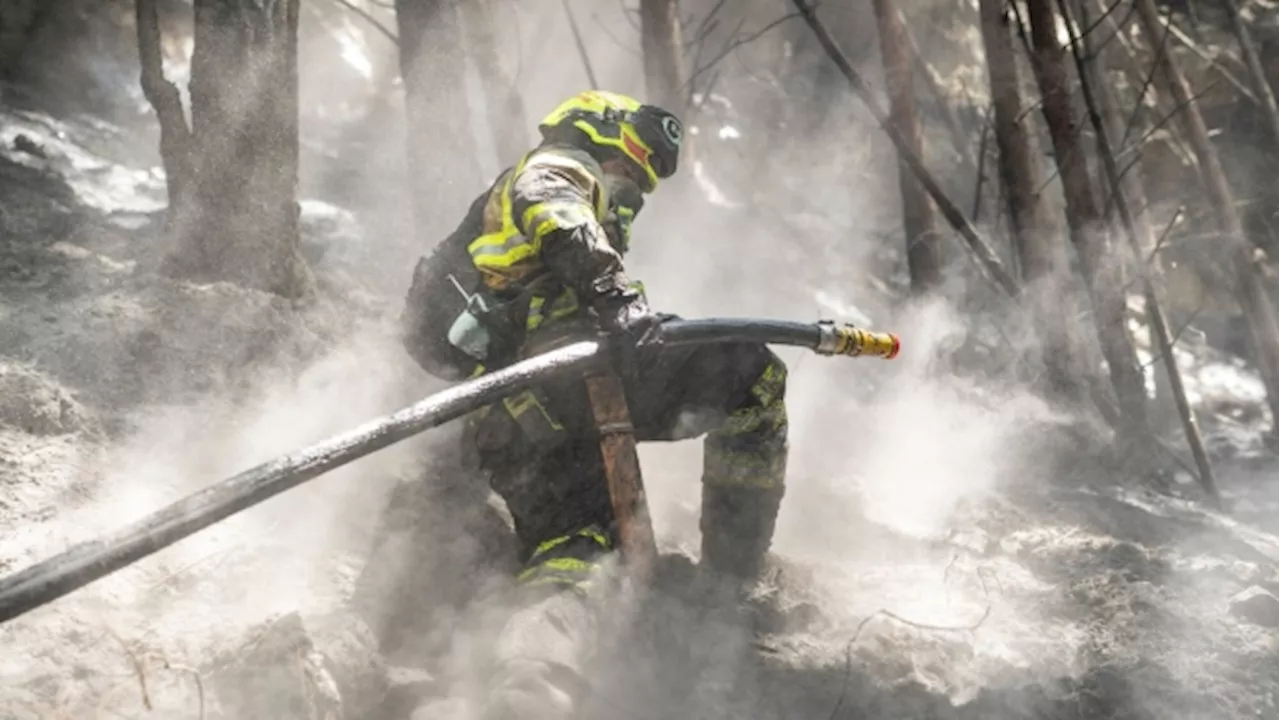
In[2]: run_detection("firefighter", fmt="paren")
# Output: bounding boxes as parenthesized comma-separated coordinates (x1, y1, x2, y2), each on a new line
(400, 90, 790, 719)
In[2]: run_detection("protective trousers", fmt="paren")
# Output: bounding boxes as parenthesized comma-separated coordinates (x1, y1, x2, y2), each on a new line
(469, 333, 789, 719)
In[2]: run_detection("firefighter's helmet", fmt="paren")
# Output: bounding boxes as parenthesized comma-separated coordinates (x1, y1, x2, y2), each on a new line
(538, 90, 683, 193)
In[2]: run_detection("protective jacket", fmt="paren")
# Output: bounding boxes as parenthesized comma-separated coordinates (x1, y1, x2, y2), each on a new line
(402, 143, 642, 382)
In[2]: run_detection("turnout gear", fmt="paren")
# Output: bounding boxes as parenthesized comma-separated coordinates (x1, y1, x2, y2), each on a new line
(467, 336, 789, 719)
(472, 337, 790, 579)
(400, 91, 786, 720)
(401, 142, 642, 381)
(401, 92, 675, 385)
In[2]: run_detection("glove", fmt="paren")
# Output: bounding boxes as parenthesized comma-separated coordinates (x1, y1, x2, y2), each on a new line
(590, 281, 664, 372)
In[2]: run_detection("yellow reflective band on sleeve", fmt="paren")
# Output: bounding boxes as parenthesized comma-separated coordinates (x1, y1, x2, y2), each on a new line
(469, 229, 539, 269)
(520, 201, 595, 243)
(466, 147, 614, 292)
(468, 155, 541, 285)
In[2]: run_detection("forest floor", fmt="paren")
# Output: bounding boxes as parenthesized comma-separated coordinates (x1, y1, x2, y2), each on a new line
(0, 101, 1276, 720)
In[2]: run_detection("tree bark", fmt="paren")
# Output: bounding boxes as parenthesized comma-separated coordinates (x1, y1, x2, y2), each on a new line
(1060, 0, 1218, 502)
(639, 0, 689, 116)
(1223, 0, 1280, 149)
(871, 0, 943, 294)
(978, 0, 1082, 400)
(1135, 0, 1280, 428)
(1025, 0, 1155, 457)
(459, 0, 530, 168)
(136, 0, 191, 214)
(140, 0, 311, 298)
(395, 0, 484, 241)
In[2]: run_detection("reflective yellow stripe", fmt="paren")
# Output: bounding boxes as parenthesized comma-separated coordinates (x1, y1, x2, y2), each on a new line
(521, 201, 595, 243)
(516, 556, 596, 584)
(516, 527, 611, 592)
(528, 527, 610, 562)
(526, 296, 548, 332)
(526, 288, 582, 333)
(501, 389, 565, 447)
(468, 155, 536, 276)
(502, 390, 564, 430)
(521, 575, 592, 592)
(467, 148, 613, 290)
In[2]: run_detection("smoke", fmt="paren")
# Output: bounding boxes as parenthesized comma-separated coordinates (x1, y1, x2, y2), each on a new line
(26, 324, 428, 618)
(10, 1, 1274, 719)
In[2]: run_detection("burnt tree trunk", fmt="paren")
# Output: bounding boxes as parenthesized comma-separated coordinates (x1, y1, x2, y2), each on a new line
(872, 0, 943, 294)
(639, 0, 688, 116)
(1135, 0, 1280, 428)
(459, 0, 530, 168)
(139, 0, 311, 298)
(978, 0, 1083, 400)
(1025, 0, 1156, 458)
(396, 0, 483, 241)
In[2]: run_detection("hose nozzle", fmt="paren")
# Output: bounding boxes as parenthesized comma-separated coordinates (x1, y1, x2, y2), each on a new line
(816, 321, 901, 359)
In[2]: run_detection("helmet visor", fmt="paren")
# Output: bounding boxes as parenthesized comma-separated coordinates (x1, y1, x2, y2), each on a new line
(632, 107, 683, 179)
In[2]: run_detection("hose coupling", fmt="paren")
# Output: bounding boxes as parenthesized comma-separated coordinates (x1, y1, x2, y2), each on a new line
(816, 321, 901, 359)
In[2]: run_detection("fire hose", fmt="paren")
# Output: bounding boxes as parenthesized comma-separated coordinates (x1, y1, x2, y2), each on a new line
(0, 318, 899, 624)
